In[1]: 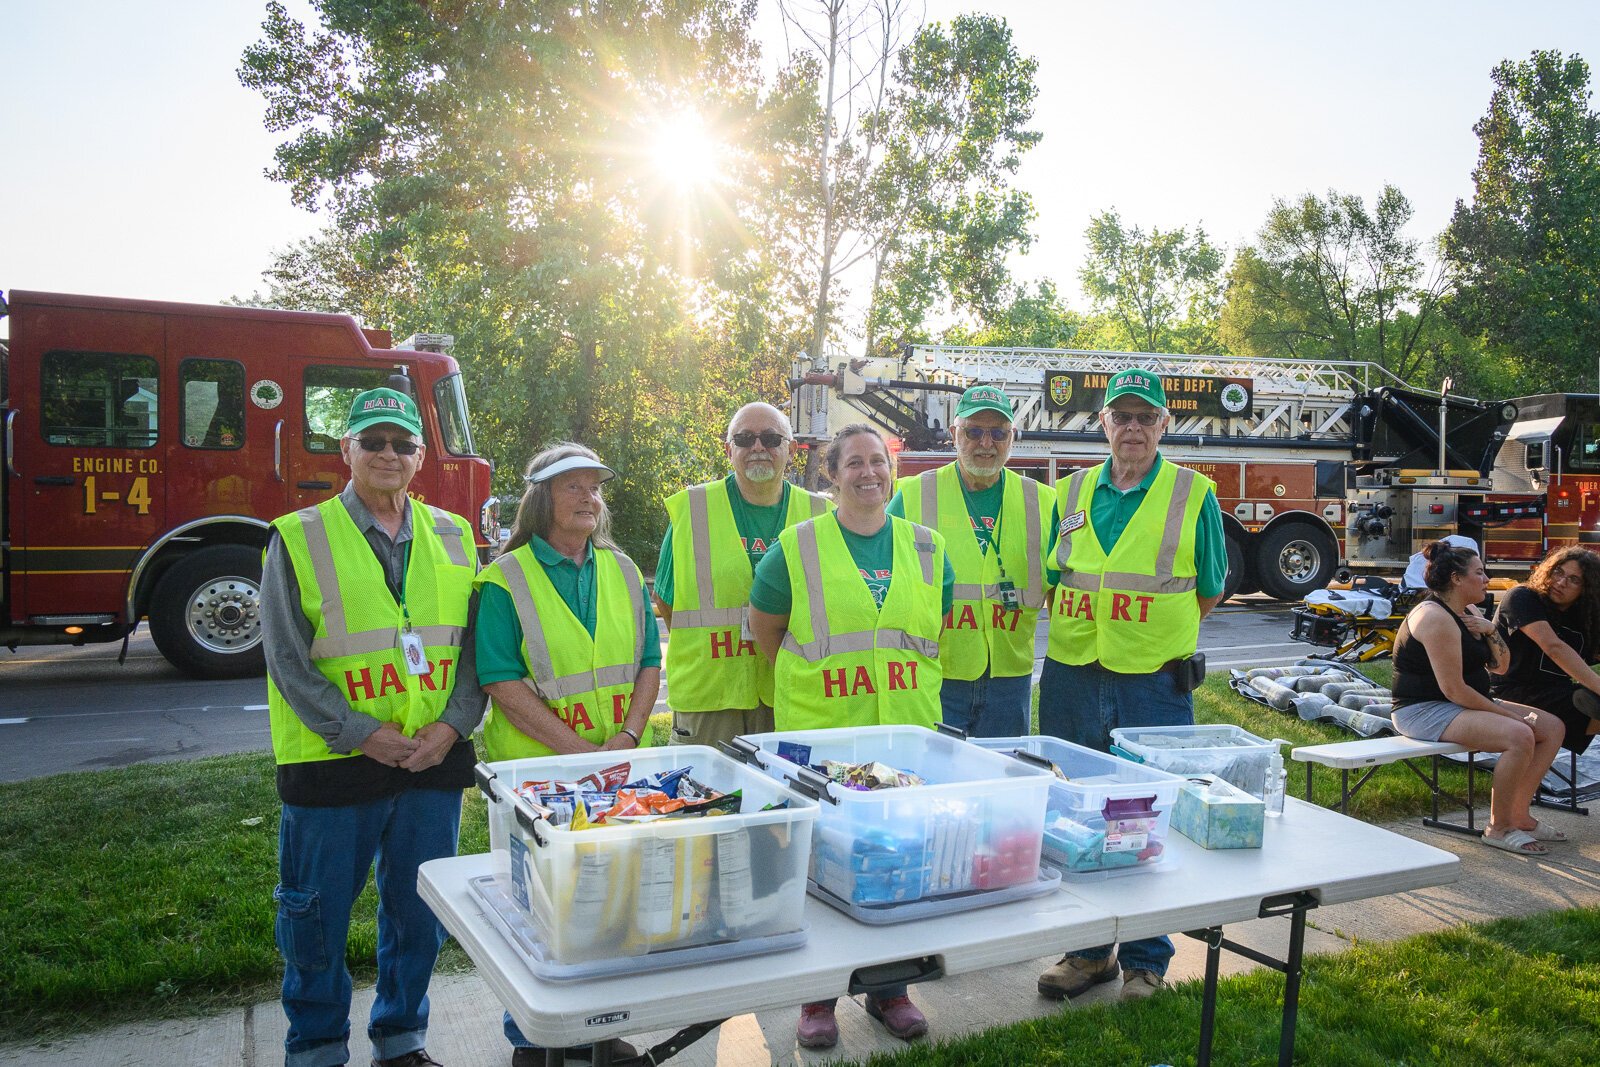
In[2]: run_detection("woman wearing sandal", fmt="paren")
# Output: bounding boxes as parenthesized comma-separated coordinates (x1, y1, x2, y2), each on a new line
(1390, 539, 1565, 856)
(1489, 547, 1600, 798)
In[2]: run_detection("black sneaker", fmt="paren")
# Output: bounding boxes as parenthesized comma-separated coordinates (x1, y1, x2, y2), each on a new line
(373, 1052, 443, 1067)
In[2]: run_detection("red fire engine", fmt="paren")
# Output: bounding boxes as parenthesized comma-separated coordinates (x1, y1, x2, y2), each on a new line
(791, 345, 1588, 601)
(0, 289, 496, 678)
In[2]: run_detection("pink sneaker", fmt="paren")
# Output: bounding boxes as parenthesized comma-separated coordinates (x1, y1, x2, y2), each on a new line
(796, 1002, 838, 1048)
(865, 994, 928, 1041)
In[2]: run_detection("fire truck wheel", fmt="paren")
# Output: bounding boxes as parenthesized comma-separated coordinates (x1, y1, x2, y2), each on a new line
(1253, 522, 1338, 602)
(1222, 536, 1246, 604)
(148, 545, 266, 679)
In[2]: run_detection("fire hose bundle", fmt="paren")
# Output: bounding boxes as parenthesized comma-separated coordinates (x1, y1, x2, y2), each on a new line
(1227, 660, 1396, 738)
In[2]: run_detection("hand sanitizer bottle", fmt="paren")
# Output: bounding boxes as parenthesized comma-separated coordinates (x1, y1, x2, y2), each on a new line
(1264, 750, 1286, 818)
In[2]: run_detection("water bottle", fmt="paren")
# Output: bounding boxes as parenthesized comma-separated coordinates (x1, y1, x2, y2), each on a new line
(1264, 749, 1286, 818)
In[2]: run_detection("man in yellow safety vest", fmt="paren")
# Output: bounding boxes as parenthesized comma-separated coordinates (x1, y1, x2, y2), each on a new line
(262, 386, 482, 1067)
(889, 385, 1053, 737)
(1035, 368, 1229, 1005)
(655, 402, 830, 749)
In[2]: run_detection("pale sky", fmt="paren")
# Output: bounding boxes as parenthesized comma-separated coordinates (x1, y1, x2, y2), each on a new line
(3, 1, 1598, 322)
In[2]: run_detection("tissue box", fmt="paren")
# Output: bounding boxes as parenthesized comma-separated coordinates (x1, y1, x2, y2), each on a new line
(1171, 774, 1263, 849)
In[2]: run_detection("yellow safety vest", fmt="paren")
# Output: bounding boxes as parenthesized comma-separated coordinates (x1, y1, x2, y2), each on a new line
(895, 464, 1050, 680)
(1047, 460, 1214, 673)
(267, 497, 475, 765)
(772, 514, 946, 731)
(476, 543, 651, 760)
(663, 480, 830, 712)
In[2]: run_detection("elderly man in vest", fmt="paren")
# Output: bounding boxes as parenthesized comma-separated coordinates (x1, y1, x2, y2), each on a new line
(654, 402, 830, 749)
(888, 385, 1052, 737)
(263, 387, 481, 1067)
(1035, 368, 1228, 1003)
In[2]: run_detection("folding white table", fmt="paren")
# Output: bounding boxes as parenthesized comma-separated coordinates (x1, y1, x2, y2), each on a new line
(419, 798, 1458, 1067)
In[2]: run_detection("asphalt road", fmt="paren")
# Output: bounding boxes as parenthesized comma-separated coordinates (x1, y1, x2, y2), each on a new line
(0, 596, 1307, 783)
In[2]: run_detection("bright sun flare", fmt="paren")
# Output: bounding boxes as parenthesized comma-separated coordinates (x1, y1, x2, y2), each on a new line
(649, 110, 724, 191)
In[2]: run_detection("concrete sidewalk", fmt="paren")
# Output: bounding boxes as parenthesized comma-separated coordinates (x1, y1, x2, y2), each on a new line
(8, 809, 1598, 1067)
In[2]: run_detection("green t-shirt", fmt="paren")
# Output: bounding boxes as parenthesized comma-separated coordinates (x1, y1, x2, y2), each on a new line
(887, 469, 1005, 555)
(653, 475, 793, 605)
(749, 519, 956, 616)
(476, 534, 662, 686)
(1045, 455, 1228, 598)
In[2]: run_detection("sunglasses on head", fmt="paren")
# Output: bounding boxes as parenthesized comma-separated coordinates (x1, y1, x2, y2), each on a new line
(356, 436, 421, 455)
(730, 431, 788, 449)
(962, 426, 1012, 444)
(1108, 410, 1162, 427)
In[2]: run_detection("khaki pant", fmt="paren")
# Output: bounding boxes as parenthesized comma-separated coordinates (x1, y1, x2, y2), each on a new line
(669, 704, 775, 749)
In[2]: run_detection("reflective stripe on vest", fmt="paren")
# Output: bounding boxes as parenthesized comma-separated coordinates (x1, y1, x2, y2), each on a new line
(477, 543, 648, 759)
(664, 481, 830, 712)
(772, 514, 944, 730)
(1048, 460, 1212, 672)
(898, 464, 1048, 679)
(267, 497, 474, 765)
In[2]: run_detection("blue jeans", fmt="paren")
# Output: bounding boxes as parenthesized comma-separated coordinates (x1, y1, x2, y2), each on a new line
(939, 670, 1033, 738)
(1037, 658, 1194, 976)
(276, 788, 462, 1067)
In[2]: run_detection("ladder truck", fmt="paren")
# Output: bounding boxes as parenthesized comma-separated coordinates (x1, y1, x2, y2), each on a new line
(791, 345, 1567, 602)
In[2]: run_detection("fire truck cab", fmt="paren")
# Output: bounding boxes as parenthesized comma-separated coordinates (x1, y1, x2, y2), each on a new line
(0, 289, 496, 678)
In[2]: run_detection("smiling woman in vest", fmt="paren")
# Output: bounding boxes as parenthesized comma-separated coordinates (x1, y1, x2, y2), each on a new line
(748, 422, 954, 1051)
(473, 442, 658, 1064)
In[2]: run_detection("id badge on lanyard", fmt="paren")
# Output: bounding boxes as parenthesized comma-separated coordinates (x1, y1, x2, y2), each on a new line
(395, 540, 428, 675)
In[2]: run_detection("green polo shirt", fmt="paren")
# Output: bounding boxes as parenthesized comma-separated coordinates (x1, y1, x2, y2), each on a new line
(750, 519, 956, 616)
(1046, 455, 1228, 598)
(887, 471, 1006, 554)
(653, 475, 794, 605)
(476, 533, 662, 686)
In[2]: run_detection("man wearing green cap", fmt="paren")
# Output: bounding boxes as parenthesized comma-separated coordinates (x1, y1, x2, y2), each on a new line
(262, 386, 482, 1067)
(1035, 367, 1227, 1004)
(888, 384, 1053, 736)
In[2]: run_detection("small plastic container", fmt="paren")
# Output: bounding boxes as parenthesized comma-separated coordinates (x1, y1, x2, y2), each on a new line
(730, 725, 1053, 911)
(1110, 724, 1281, 796)
(970, 735, 1185, 879)
(476, 746, 817, 966)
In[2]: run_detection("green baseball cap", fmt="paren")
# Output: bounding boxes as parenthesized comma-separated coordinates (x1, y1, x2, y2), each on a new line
(346, 387, 423, 438)
(1103, 368, 1167, 409)
(954, 384, 1014, 420)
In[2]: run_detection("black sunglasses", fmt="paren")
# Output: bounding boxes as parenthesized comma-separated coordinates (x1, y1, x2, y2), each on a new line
(730, 431, 788, 449)
(356, 436, 421, 456)
(962, 426, 1012, 443)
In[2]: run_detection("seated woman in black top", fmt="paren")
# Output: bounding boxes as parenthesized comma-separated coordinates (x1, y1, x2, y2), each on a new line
(1492, 546, 1600, 761)
(1390, 540, 1565, 855)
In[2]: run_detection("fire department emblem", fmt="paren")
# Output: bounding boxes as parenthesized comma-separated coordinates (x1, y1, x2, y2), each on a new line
(1059, 510, 1087, 536)
(1049, 374, 1073, 406)
(250, 379, 284, 410)
(1221, 383, 1248, 414)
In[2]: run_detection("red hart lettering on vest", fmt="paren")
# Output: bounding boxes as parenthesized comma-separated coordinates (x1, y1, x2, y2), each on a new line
(991, 604, 1022, 631)
(557, 700, 596, 731)
(344, 658, 456, 702)
(945, 604, 979, 630)
(709, 630, 758, 659)
(1055, 590, 1095, 620)
(885, 660, 918, 690)
(613, 693, 629, 724)
(822, 665, 877, 697)
(1108, 594, 1155, 623)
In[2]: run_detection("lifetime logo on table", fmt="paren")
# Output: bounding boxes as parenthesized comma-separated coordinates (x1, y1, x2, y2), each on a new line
(586, 1011, 630, 1027)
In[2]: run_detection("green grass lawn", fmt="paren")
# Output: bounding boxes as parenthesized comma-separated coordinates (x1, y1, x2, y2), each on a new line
(0, 684, 1526, 1051)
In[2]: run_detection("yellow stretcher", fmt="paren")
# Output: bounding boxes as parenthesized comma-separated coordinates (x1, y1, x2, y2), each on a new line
(1290, 580, 1418, 662)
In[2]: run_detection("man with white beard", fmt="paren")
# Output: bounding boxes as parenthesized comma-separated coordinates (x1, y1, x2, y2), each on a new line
(655, 402, 831, 748)
(889, 386, 1054, 736)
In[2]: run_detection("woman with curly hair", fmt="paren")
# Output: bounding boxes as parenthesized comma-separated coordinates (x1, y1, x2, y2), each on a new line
(1390, 540, 1565, 855)
(1491, 546, 1600, 773)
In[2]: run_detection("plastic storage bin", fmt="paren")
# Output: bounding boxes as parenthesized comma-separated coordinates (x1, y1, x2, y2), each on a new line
(477, 746, 817, 966)
(730, 726, 1053, 911)
(1110, 724, 1281, 796)
(970, 735, 1185, 878)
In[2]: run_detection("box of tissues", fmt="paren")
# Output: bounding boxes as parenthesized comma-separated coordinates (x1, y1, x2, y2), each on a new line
(1172, 774, 1264, 849)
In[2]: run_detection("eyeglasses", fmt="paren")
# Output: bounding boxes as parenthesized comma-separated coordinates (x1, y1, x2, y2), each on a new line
(961, 426, 1013, 444)
(1553, 571, 1585, 588)
(356, 436, 421, 456)
(1107, 410, 1162, 428)
(730, 431, 788, 449)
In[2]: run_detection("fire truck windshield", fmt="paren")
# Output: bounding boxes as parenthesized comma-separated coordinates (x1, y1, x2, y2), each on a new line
(434, 372, 478, 456)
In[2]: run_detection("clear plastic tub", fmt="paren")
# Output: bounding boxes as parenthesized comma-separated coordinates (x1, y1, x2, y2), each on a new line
(476, 746, 816, 965)
(1109, 724, 1281, 796)
(731, 726, 1052, 909)
(970, 735, 1185, 878)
